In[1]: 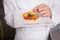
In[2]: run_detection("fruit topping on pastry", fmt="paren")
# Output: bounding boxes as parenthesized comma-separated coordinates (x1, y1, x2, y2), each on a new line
(23, 11, 39, 21)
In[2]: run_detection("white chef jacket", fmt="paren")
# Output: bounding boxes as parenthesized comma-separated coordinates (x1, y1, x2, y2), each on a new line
(3, 0, 60, 40)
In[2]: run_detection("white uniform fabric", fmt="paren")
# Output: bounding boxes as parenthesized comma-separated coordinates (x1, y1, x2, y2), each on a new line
(3, 0, 60, 40)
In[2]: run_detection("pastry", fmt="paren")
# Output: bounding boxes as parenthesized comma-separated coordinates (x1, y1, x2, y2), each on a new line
(23, 11, 39, 21)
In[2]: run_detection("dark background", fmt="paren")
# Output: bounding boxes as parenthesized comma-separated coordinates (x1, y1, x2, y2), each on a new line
(0, 0, 16, 40)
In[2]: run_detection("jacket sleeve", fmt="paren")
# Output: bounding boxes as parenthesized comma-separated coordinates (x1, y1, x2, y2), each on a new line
(3, 0, 24, 28)
(3, 0, 16, 28)
(49, 0, 60, 26)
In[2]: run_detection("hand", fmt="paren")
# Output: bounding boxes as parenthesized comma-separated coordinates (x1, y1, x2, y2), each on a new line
(33, 4, 52, 17)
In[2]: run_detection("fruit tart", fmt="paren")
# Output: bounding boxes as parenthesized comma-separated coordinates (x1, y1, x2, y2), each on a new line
(23, 11, 39, 21)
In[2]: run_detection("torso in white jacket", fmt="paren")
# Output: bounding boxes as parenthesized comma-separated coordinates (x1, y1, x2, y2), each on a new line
(4, 0, 60, 40)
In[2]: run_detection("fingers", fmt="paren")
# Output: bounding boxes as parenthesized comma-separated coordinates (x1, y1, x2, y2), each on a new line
(33, 4, 52, 17)
(38, 6, 48, 16)
(39, 10, 46, 15)
(33, 4, 48, 12)
(33, 7, 38, 12)
(42, 13, 52, 17)
(39, 8, 52, 17)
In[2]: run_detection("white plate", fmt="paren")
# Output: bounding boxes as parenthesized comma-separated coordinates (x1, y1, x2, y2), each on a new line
(13, 11, 54, 28)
